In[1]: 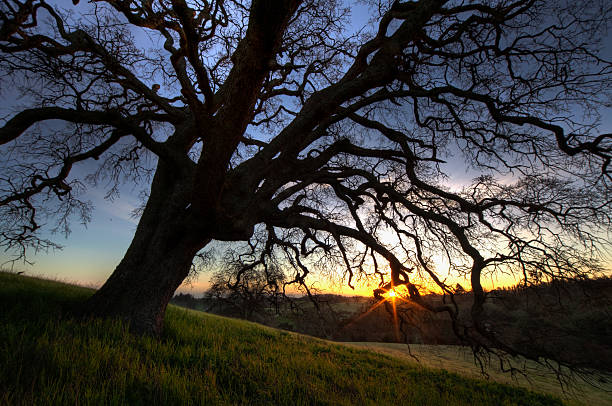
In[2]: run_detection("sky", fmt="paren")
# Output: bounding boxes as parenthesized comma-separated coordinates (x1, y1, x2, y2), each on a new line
(0, 1, 376, 295)
(1, 1, 611, 297)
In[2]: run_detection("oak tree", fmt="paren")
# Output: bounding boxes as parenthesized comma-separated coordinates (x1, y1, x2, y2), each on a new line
(1, 0, 611, 374)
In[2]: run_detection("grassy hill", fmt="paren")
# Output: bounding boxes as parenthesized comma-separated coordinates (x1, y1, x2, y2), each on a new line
(0, 272, 567, 405)
(345, 342, 611, 406)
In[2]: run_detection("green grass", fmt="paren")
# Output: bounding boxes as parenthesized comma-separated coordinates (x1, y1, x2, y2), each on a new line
(1, 272, 565, 405)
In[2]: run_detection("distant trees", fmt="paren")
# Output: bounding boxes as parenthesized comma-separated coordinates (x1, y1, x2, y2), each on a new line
(205, 251, 286, 321)
(1, 0, 611, 374)
(172, 292, 200, 309)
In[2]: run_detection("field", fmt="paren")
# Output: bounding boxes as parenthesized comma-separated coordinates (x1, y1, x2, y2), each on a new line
(0, 271, 591, 405)
(344, 343, 612, 406)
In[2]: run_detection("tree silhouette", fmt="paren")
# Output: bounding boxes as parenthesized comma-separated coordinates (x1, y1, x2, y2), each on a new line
(1, 0, 610, 369)
(205, 244, 286, 321)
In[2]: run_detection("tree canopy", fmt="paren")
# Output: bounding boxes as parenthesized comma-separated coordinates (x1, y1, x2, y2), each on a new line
(1, 0, 611, 370)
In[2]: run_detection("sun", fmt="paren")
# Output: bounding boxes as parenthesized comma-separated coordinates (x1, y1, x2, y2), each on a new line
(385, 289, 397, 298)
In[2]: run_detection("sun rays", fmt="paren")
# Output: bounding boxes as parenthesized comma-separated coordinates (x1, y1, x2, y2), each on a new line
(340, 287, 412, 341)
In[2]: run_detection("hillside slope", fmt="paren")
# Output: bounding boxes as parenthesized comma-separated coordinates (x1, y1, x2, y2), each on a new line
(0, 272, 564, 405)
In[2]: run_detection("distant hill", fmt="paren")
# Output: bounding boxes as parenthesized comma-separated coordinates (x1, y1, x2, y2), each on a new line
(0, 271, 563, 405)
(172, 278, 612, 372)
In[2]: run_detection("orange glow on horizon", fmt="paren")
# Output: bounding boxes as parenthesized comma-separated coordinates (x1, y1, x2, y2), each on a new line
(301, 268, 528, 297)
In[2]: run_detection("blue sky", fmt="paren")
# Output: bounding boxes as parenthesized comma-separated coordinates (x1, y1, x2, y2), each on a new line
(1, 1, 611, 296)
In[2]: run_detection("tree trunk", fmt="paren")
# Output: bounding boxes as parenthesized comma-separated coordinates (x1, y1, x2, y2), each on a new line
(84, 161, 207, 335)
(84, 233, 203, 335)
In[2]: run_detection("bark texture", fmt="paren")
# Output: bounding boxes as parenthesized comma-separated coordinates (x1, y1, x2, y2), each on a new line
(84, 161, 206, 335)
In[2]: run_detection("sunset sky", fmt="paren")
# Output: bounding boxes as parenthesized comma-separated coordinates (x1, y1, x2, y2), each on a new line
(1, 1, 611, 297)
